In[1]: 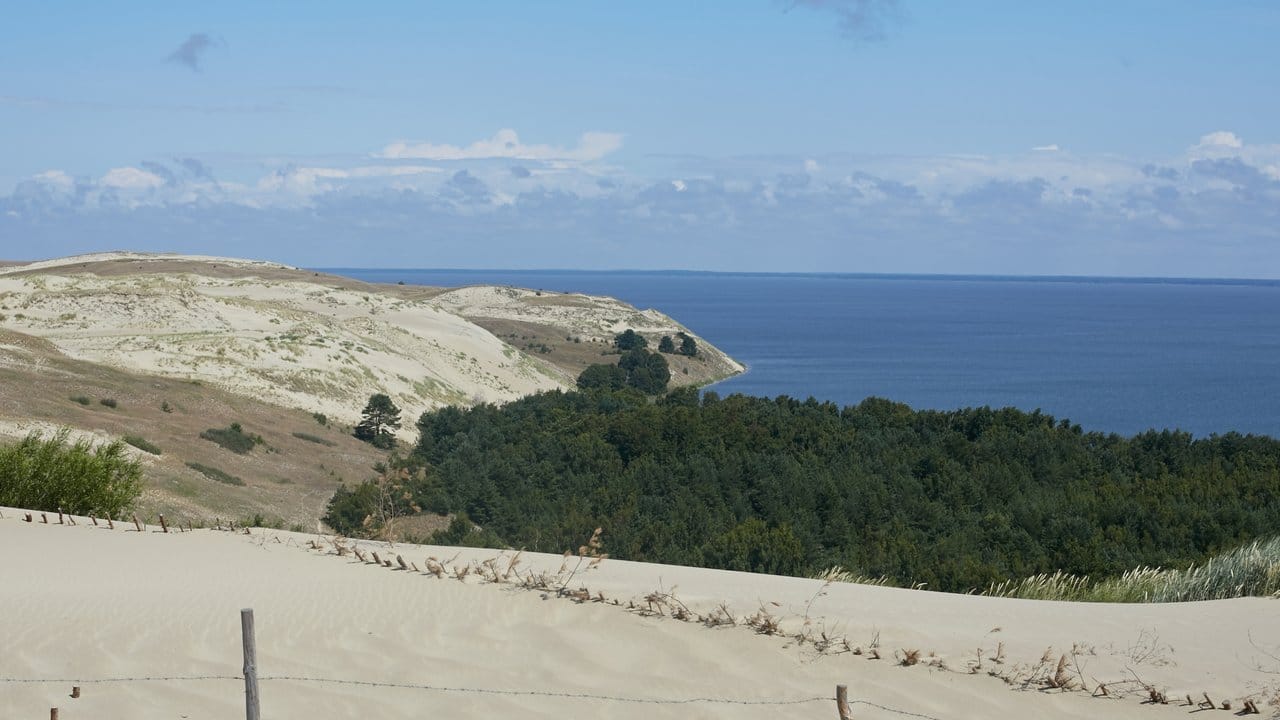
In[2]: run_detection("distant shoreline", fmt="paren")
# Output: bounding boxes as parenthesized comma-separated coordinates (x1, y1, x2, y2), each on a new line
(321, 267, 1280, 288)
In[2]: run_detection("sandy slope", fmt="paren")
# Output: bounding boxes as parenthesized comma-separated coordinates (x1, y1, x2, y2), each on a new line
(0, 254, 742, 437)
(2, 514, 1276, 719)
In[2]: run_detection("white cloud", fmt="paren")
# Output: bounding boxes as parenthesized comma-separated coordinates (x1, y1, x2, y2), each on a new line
(101, 167, 165, 190)
(375, 129, 623, 162)
(1032, 144, 1061, 152)
(33, 170, 75, 190)
(1196, 131, 1243, 150)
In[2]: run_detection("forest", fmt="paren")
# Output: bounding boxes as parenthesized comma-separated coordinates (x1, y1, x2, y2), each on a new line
(326, 387, 1280, 593)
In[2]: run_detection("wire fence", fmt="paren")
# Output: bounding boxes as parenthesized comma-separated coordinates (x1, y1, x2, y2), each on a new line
(2, 673, 945, 718)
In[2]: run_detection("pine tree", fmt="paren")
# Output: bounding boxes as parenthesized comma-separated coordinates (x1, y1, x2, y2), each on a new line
(354, 393, 401, 449)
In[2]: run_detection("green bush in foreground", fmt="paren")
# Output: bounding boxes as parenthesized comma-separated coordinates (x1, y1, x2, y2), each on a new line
(123, 435, 162, 455)
(0, 431, 142, 516)
(185, 462, 244, 486)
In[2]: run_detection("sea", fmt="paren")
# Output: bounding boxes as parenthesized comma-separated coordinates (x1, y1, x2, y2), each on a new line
(329, 269, 1280, 439)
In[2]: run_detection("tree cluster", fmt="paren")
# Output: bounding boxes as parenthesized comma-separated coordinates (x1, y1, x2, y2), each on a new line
(327, 389, 1280, 590)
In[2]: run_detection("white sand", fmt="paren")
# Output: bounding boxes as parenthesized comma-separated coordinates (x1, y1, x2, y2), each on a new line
(2, 514, 1276, 719)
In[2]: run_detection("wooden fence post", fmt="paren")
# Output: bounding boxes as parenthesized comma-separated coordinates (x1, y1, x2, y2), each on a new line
(241, 608, 261, 720)
(836, 684, 851, 719)
(50, 708, 59, 720)
(132, 514, 143, 532)
(159, 514, 169, 533)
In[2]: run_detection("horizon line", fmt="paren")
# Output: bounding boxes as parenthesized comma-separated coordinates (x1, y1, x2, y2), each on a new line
(318, 267, 1280, 287)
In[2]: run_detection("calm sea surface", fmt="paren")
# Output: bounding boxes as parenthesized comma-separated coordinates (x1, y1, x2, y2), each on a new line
(329, 269, 1280, 438)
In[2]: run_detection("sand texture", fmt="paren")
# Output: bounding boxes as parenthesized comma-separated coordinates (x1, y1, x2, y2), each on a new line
(2, 513, 1277, 719)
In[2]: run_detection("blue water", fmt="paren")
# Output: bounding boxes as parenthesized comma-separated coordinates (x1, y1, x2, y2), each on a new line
(329, 269, 1280, 438)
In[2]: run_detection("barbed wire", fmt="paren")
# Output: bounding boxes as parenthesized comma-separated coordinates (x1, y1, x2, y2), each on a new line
(0, 675, 239, 684)
(0, 674, 945, 718)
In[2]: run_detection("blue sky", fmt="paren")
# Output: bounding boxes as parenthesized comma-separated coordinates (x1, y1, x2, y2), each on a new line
(2, 1, 1279, 276)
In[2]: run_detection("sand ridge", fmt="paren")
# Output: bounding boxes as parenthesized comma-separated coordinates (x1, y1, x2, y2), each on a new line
(2, 511, 1276, 719)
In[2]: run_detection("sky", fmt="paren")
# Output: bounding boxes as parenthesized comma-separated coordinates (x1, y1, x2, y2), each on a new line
(2, 1, 1279, 277)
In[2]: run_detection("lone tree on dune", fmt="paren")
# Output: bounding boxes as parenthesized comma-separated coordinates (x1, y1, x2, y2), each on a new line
(355, 393, 401, 449)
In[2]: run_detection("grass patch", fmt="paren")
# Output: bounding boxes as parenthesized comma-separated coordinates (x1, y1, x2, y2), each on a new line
(122, 435, 162, 455)
(292, 431, 336, 447)
(99, 398, 118, 409)
(185, 462, 244, 486)
(199, 423, 263, 454)
(70, 395, 91, 406)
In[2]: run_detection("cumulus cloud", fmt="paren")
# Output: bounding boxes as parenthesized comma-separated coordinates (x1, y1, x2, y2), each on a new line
(376, 129, 623, 162)
(5, 129, 1280, 276)
(166, 33, 220, 72)
(780, 0, 904, 43)
(101, 167, 166, 190)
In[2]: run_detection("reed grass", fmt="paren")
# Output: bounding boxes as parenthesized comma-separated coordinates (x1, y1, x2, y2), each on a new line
(982, 537, 1280, 603)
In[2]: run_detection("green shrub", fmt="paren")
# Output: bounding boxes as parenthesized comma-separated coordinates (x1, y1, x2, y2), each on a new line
(200, 423, 263, 454)
(292, 432, 336, 447)
(0, 431, 142, 516)
(161, 401, 173, 413)
(427, 513, 504, 549)
(322, 481, 379, 535)
(99, 398, 118, 409)
(312, 412, 329, 426)
(185, 462, 244, 486)
(240, 513, 284, 529)
(70, 395, 91, 406)
(123, 435, 162, 455)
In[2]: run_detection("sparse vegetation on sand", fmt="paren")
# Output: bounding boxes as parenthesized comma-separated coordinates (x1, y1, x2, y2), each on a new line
(0, 430, 142, 515)
(185, 461, 245, 486)
(199, 423, 264, 454)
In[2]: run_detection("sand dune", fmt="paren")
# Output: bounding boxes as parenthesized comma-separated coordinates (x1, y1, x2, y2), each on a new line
(0, 254, 742, 435)
(3, 512, 1276, 719)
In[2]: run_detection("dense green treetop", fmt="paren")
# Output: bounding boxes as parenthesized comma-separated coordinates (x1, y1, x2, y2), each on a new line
(331, 389, 1280, 591)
